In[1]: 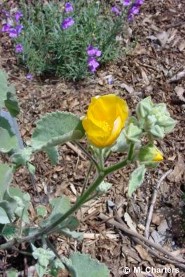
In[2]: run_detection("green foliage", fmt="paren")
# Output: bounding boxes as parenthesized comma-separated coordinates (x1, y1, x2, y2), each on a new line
(16, 0, 127, 80)
(0, 70, 19, 116)
(31, 112, 85, 151)
(69, 252, 110, 277)
(128, 165, 146, 197)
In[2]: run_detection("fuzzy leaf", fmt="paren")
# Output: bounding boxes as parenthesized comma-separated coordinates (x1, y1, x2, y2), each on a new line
(0, 207, 10, 224)
(31, 112, 85, 150)
(69, 252, 110, 277)
(0, 164, 13, 200)
(128, 165, 146, 197)
(5, 90, 20, 117)
(0, 70, 19, 115)
(0, 127, 18, 153)
(44, 146, 59, 165)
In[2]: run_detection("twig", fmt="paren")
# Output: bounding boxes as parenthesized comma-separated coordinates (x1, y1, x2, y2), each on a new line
(145, 169, 172, 239)
(66, 142, 85, 160)
(75, 141, 100, 170)
(99, 213, 185, 268)
(115, 214, 183, 269)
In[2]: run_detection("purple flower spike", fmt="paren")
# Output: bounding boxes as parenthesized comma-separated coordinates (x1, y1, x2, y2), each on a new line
(88, 57, 100, 73)
(15, 44, 23, 53)
(61, 17, 75, 30)
(64, 2, 74, 13)
(87, 45, 101, 57)
(9, 24, 23, 38)
(128, 5, 140, 20)
(122, 0, 131, 6)
(14, 11, 23, 22)
(1, 23, 11, 32)
(135, 0, 144, 5)
(111, 6, 121, 16)
(26, 73, 33, 80)
(9, 27, 18, 38)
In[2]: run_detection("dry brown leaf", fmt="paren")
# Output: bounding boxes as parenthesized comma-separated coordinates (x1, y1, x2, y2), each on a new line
(156, 31, 169, 47)
(120, 83, 134, 94)
(124, 212, 137, 231)
(174, 86, 185, 102)
(135, 245, 154, 265)
(168, 153, 185, 183)
(178, 40, 185, 51)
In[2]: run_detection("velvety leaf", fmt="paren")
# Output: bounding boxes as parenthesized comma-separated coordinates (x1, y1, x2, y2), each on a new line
(0, 127, 18, 153)
(0, 207, 10, 224)
(5, 90, 20, 117)
(31, 112, 85, 150)
(128, 165, 146, 197)
(0, 164, 13, 201)
(44, 146, 59, 165)
(69, 252, 110, 277)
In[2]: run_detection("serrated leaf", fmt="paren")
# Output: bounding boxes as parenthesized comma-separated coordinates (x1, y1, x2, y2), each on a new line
(128, 165, 146, 197)
(35, 263, 47, 277)
(0, 127, 18, 153)
(96, 181, 112, 194)
(44, 146, 59, 165)
(32, 247, 55, 268)
(36, 205, 47, 218)
(31, 112, 85, 150)
(69, 252, 110, 277)
(0, 207, 10, 224)
(0, 164, 13, 200)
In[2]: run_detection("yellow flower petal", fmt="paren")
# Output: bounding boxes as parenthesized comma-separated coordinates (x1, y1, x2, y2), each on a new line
(82, 94, 129, 147)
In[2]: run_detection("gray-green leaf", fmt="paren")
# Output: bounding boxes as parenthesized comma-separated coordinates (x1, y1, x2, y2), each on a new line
(128, 165, 146, 197)
(31, 112, 85, 150)
(69, 252, 110, 277)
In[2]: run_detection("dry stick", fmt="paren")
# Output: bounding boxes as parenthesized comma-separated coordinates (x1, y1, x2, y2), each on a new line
(145, 169, 172, 239)
(66, 142, 85, 160)
(116, 215, 184, 270)
(99, 214, 185, 266)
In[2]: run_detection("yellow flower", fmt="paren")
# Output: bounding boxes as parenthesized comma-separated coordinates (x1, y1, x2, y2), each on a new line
(82, 94, 129, 147)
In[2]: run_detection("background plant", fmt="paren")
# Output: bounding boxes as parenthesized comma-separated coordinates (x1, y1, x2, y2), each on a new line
(1, 0, 142, 80)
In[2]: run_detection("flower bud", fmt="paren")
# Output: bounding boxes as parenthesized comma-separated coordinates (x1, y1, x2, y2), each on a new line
(138, 144, 163, 165)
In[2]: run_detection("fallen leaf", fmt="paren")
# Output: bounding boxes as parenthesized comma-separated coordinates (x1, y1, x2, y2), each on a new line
(168, 153, 185, 183)
(124, 212, 137, 231)
(174, 86, 185, 102)
(135, 245, 154, 264)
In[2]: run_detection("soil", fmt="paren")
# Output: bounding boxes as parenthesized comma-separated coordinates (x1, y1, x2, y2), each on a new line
(0, 0, 185, 276)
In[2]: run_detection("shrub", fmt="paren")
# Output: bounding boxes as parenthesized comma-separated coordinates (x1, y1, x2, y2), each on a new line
(1, 0, 144, 80)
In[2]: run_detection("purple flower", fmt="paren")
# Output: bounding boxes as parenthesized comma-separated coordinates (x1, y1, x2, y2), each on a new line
(111, 6, 121, 16)
(122, 0, 131, 6)
(128, 5, 140, 20)
(15, 43, 23, 53)
(9, 24, 23, 38)
(2, 10, 10, 18)
(26, 73, 33, 80)
(1, 23, 11, 32)
(87, 45, 101, 57)
(64, 2, 74, 13)
(14, 11, 23, 22)
(61, 17, 75, 29)
(135, 0, 144, 5)
(87, 57, 100, 73)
